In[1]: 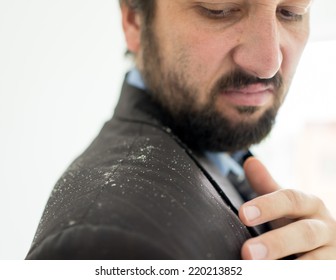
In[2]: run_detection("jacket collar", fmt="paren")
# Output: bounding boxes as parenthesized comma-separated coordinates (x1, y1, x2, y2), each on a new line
(113, 76, 168, 130)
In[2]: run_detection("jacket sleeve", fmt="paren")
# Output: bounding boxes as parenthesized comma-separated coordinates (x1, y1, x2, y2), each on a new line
(26, 225, 173, 260)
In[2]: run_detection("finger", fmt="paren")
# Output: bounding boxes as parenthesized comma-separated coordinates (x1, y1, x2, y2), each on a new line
(243, 157, 280, 195)
(296, 246, 336, 260)
(241, 219, 329, 260)
(239, 189, 324, 226)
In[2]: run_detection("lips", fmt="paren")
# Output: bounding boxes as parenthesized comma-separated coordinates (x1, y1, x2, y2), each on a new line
(221, 83, 273, 107)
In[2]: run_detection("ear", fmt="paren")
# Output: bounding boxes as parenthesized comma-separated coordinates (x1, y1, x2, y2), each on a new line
(121, 3, 142, 54)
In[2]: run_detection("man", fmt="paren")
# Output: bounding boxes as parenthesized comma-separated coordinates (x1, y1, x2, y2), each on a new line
(26, 0, 336, 260)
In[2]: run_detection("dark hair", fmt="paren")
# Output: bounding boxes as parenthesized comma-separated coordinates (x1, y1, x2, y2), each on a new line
(119, 0, 155, 24)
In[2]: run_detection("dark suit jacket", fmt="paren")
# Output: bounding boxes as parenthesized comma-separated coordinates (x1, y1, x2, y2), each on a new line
(26, 80, 260, 259)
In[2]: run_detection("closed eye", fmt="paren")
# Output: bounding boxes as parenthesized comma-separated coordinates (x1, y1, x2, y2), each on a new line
(277, 8, 304, 22)
(200, 7, 241, 19)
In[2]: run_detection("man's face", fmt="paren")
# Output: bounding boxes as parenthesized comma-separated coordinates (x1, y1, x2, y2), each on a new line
(136, 0, 311, 151)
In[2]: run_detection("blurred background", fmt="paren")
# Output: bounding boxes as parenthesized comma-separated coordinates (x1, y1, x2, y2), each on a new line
(0, 0, 335, 259)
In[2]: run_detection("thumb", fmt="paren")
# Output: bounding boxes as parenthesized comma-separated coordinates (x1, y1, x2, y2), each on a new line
(243, 157, 280, 195)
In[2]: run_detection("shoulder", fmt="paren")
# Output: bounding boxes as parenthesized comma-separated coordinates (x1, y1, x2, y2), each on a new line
(26, 224, 173, 259)
(27, 116, 251, 259)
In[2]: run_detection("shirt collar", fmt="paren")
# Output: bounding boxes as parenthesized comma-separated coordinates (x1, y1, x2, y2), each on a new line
(127, 68, 146, 91)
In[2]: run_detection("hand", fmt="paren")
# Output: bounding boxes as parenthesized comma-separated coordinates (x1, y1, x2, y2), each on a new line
(239, 157, 336, 260)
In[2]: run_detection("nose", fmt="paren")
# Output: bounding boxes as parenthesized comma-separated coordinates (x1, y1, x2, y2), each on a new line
(232, 14, 283, 79)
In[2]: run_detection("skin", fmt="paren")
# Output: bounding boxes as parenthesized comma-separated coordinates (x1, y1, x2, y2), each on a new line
(123, 0, 310, 124)
(121, 0, 336, 259)
(241, 158, 336, 260)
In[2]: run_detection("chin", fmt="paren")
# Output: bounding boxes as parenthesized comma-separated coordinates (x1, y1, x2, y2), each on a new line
(223, 107, 267, 124)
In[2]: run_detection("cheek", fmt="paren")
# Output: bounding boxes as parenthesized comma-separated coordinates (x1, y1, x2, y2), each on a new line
(176, 32, 237, 84)
(280, 24, 309, 77)
(184, 24, 244, 71)
(281, 39, 307, 81)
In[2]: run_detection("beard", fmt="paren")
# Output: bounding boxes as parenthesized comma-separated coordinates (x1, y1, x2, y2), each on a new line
(139, 26, 285, 152)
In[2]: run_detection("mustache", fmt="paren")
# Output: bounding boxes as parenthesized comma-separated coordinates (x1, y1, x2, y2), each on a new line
(213, 70, 283, 93)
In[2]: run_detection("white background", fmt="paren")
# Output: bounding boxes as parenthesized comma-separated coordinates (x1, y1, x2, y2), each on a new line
(1, 260, 336, 279)
(0, 0, 336, 260)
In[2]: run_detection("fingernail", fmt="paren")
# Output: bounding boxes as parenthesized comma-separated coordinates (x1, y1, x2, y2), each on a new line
(243, 205, 261, 221)
(247, 243, 268, 260)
